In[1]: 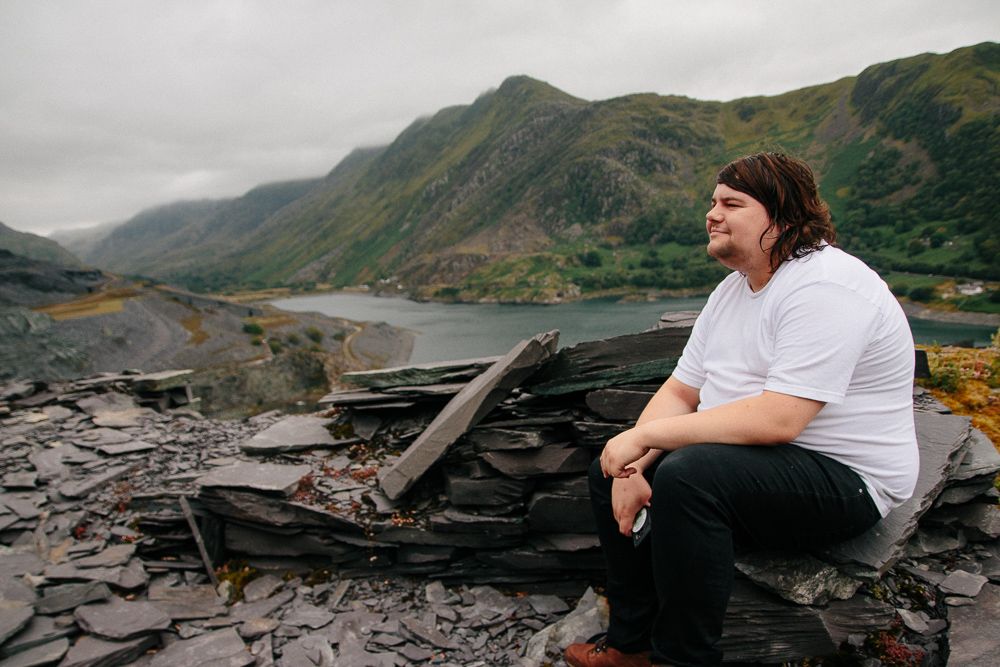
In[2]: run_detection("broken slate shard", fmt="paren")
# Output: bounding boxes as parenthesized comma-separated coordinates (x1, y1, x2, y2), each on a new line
(238, 416, 347, 454)
(823, 411, 972, 579)
(340, 356, 501, 389)
(378, 331, 559, 500)
(195, 463, 312, 497)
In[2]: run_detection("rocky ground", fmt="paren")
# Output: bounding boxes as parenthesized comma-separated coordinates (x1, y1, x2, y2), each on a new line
(0, 252, 415, 417)
(0, 351, 998, 666)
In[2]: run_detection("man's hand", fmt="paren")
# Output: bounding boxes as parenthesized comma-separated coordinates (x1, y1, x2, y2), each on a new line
(612, 474, 652, 536)
(600, 428, 650, 479)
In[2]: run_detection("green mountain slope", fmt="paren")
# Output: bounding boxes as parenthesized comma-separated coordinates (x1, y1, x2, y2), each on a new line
(0, 221, 81, 266)
(75, 42, 1000, 301)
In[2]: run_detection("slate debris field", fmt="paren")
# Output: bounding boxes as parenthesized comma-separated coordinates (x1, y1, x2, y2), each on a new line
(0, 312, 997, 666)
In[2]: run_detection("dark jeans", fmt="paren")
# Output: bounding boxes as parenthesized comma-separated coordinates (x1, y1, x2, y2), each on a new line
(589, 442, 881, 667)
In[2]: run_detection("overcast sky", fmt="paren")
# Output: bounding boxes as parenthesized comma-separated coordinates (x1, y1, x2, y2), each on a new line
(1, 1, 996, 236)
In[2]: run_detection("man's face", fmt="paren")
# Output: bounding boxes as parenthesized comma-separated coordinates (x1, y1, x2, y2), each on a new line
(706, 183, 775, 276)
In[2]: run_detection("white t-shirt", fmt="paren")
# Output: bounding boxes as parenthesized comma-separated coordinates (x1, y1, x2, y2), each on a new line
(671, 246, 919, 517)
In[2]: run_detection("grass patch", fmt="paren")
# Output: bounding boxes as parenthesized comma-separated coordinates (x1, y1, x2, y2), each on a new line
(918, 343, 1000, 451)
(250, 314, 300, 329)
(180, 316, 210, 345)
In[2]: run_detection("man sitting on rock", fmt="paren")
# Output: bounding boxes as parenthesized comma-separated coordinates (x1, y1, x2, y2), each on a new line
(566, 152, 919, 667)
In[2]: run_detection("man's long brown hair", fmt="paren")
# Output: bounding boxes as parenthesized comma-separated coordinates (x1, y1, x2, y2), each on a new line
(716, 152, 836, 271)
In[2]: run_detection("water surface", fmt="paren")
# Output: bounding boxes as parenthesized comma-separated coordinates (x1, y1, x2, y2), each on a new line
(270, 293, 998, 364)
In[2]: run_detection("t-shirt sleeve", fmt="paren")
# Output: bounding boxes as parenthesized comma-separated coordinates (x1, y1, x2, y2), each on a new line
(671, 301, 714, 390)
(763, 282, 880, 404)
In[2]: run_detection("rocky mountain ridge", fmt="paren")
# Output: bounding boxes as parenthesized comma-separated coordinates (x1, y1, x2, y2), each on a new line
(55, 42, 1000, 304)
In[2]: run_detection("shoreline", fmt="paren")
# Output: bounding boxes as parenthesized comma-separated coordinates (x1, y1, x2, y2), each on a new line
(898, 301, 1000, 328)
(228, 286, 1000, 328)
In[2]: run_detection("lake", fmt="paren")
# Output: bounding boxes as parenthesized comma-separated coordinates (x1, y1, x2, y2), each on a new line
(270, 292, 999, 364)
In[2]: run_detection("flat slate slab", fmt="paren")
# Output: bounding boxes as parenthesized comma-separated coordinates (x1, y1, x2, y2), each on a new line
(239, 417, 339, 455)
(480, 445, 590, 479)
(378, 331, 559, 500)
(35, 582, 112, 615)
(74, 598, 171, 640)
(58, 634, 158, 667)
(0, 636, 69, 667)
(196, 463, 312, 497)
(148, 627, 253, 667)
(340, 356, 501, 389)
(130, 369, 193, 392)
(59, 465, 133, 499)
(822, 411, 972, 579)
(0, 602, 34, 645)
(97, 440, 158, 456)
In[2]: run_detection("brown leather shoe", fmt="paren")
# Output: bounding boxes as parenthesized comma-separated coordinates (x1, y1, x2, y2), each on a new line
(564, 636, 653, 667)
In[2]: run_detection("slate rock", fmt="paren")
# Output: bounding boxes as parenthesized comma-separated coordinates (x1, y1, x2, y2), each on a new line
(339, 356, 501, 390)
(35, 582, 112, 615)
(948, 583, 1000, 667)
(236, 618, 279, 640)
(734, 552, 862, 606)
(527, 493, 596, 534)
(75, 394, 138, 416)
(940, 569, 989, 597)
(1, 473, 37, 490)
(424, 581, 458, 605)
(378, 331, 558, 500)
(282, 604, 333, 629)
(44, 558, 149, 590)
(72, 428, 131, 447)
(524, 587, 605, 665)
(398, 616, 458, 649)
(0, 602, 34, 645)
(1, 615, 75, 658)
(72, 544, 135, 569)
(584, 389, 654, 422)
(59, 465, 133, 499)
(480, 445, 589, 480)
(58, 633, 158, 667)
(276, 633, 334, 667)
(465, 428, 561, 452)
(196, 463, 312, 497)
(239, 417, 339, 455)
(718, 580, 895, 664)
(397, 545, 456, 564)
(526, 595, 570, 615)
(443, 465, 533, 507)
(0, 577, 37, 604)
(74, 598, 171, 640)
(822, 412, 972, 579)
(948, 428, 1000, 482)
(97, 441, 158, 456)
(228, 589, 295, 624)
(396, 643, 433, 661)
(527, 534, 601, 552)
(130, 370, 193, 393)
(242, 575, 284, 604)
(0, 637, 68, 667)
(148, 627, 253, 667)
(429, 509, 526, 536)
(145, 585, 227, 621)
(952, 503, 1000, 540)
(0, 553, 46, 577)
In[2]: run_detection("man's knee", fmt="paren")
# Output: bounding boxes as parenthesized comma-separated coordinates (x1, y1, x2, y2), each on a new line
(652, 444, 732, 502)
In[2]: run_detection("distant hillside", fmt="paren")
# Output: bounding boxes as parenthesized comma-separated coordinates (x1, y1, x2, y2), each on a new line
(0, 221, 81, 267)
(69, 42, 1000, 302)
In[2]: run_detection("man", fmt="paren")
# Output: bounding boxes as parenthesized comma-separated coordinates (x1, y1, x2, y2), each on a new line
(565, 152, 919, 667)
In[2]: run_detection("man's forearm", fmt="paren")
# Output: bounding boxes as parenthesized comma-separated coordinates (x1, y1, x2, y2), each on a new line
(635, 391, 825, 452)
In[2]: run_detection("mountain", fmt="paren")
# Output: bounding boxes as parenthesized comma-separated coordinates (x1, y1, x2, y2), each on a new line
(0, 220, 81, 267)
(69, 42, 1000, 302)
